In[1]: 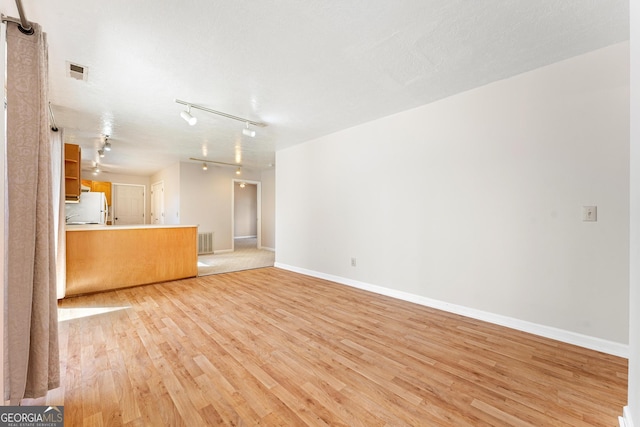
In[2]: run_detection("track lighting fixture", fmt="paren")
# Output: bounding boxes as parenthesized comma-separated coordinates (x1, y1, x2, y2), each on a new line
(175, 99, 267, 129)
(180, 105, 197, 126)
(101, 134, 111, 148)
(98, 148, 105, 158)
(190, 158, 245, 174)
(239, 182, 246, 188)
(242, 122, 256, 138)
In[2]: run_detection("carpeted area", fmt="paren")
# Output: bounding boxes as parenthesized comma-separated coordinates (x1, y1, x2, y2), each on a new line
(197, 237, 275, 276)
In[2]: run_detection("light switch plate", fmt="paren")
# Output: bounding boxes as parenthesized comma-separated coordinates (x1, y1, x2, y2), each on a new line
(582, 206, 597, 222)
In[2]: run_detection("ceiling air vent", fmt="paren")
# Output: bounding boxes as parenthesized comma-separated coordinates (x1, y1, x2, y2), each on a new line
(66, 61, 88, 81)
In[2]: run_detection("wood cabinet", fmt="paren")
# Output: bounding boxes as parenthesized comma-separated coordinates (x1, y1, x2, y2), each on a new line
(65, 225, 198, 296)
(64, 143, 81, 201)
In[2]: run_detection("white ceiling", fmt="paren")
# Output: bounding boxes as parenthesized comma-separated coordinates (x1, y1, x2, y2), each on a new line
(1, 0, 629, 177)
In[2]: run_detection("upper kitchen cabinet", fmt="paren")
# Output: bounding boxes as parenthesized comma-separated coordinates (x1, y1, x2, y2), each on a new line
(64, 143, 81, 201)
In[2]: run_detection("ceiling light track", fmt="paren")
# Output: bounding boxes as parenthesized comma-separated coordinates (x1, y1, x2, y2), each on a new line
(175, 99, 267, 128)
(190, 157, 242, 168)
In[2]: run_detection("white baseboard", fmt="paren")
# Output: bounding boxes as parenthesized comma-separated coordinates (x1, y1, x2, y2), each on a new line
(235, 235, 257, 239)
(274, 263, 629, 358)
(620, 406, 635, 427)
(260, 246, 275, 252)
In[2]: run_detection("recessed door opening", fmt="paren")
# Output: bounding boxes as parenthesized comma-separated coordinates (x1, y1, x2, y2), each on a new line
(196, 179, 274, 276)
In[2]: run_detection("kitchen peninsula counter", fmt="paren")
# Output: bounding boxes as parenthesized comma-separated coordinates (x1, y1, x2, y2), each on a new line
(65, 224, 198, 296)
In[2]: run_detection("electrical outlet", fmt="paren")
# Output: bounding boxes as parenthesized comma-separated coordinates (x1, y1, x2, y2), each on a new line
(582, 206, 597, 222)
(350, 257, 357, 267)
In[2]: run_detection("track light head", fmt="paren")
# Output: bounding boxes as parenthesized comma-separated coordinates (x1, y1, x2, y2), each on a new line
(104, 141, 112, 151)
(181, 106, 197, 126)
(202, 163, 208, 171)
(242, 122, 256, 137)
(236, 167, 241, 175)
(98, 148, 105, 158)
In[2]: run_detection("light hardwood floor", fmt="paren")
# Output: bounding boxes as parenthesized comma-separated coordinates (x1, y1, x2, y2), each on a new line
(38, 268, 626, 426)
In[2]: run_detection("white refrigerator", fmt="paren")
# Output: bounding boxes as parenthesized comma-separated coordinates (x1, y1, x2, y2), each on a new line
(65, 192, 108, 224)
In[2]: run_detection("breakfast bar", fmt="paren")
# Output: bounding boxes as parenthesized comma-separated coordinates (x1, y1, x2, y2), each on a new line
(65, 224, 198, 297)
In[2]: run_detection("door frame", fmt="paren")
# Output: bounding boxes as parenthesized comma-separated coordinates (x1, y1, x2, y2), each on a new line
(112, 183, 146, 225)
(151, 180, 164, 224)
(231, 179, 261, 251)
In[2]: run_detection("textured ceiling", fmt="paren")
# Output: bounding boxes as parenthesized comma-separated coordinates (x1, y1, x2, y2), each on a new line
(0, 0, 630, 176)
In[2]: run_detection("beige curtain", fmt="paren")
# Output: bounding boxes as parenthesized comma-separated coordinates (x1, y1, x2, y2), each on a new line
(51, 130, 66, 300)
(4, 21, 60, 403)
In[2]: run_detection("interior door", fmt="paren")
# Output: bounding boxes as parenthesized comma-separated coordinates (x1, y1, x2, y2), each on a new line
(113, 184, 145, 225)
(151, 181, 164, 224)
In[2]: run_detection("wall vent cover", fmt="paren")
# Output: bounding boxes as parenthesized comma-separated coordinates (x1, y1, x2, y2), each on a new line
(198, 232, 214, 255)
(66, 61, 88, 81)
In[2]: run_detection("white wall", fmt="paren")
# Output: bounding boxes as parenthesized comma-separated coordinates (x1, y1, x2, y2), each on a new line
(626, 1, 639, 424)
(150, 162, 273, 251)
(151, 163, 180, 224)
(261, 168, 276, 250)
(180, 162, 261, 251)
(276, 42, 630, 346)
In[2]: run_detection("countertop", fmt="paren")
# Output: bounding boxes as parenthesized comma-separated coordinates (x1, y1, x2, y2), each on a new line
(66, 224, 198, 231)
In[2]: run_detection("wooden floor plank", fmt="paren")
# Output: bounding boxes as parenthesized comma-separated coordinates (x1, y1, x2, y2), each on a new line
(38, 267, 627, 426)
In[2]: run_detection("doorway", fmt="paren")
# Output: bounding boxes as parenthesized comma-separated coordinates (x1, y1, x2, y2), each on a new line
(232, 179, 261, 250)
(112, 183, 146, 225)
(197, 179, 273, 276)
